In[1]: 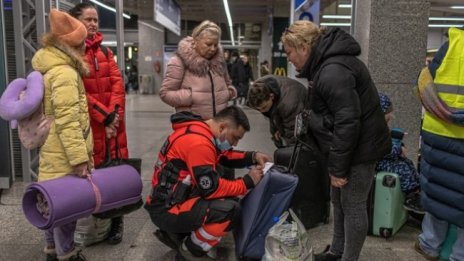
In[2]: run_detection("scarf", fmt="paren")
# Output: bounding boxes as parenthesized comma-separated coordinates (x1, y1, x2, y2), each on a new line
(416, 67, 464, 125)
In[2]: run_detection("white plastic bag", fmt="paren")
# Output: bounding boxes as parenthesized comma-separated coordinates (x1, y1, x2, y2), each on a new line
(263, 209, 313, 261)
(74, 215, 111, 246)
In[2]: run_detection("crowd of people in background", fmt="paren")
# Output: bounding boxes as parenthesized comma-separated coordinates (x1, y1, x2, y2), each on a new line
(18, 2, 462, 260)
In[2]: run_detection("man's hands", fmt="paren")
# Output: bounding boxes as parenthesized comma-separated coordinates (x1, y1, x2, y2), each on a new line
(73, 162, 90, 178)
(246, 152, 273, 186)
(253, 151, 272, 167)
(248, 165, 264, 185)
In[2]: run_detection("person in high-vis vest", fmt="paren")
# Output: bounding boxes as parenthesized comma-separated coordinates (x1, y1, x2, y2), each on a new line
(144, 106, 272, 260)
(415, 27, 464, 261)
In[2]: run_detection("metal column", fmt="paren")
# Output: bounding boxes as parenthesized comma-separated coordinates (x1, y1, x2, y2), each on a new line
(115, 0, 125, 72)
(10, 0, 54, 183)
(0, 0, 13, 188)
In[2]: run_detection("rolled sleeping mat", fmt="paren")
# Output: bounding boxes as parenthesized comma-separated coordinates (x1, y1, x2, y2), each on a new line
(22, 165, 142, 230)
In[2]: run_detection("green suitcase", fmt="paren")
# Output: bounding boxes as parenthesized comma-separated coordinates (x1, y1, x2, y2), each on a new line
(368, 172, 409, 238)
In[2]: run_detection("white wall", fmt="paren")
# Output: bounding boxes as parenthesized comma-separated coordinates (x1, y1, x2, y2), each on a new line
(427, 28, 448, 50)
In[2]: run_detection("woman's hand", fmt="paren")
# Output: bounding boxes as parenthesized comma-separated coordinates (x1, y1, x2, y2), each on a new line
(105, 126, 116, 139)
(113, 113, 120, 128)
(73, 162, 90, 178)
(228, 87, 237, 100)
(330, 175, 348, 188)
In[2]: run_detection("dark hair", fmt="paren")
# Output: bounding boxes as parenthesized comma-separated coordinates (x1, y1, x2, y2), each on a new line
(214, 106, 250, 131)
(248, 76, 279, 108)
(68, 2, 97, 18)
(247, 82, 272, 108)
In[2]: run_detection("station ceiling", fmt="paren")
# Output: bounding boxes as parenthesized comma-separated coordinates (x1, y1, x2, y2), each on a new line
(116, 0, 464, 22)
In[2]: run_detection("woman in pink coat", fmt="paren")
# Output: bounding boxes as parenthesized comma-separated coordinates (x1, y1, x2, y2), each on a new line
(160, 20, 237, 120)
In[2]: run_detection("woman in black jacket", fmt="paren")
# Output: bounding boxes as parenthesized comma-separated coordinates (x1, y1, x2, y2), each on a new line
(282, 21, 391, 261)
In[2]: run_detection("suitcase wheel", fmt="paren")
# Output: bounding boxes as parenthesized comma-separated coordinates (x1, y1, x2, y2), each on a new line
(379, 228, 393, 238)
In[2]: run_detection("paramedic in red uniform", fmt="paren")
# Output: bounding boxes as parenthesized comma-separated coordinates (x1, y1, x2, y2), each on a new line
(144, 106, 271, 260)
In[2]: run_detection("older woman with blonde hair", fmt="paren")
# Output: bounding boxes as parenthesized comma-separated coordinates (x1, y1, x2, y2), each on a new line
(281, 21, 391, 261)
(160, 20, 237, 120)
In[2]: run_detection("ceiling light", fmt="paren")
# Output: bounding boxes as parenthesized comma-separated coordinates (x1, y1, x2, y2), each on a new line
(429, 17, 464, 21)
(428, 24, 464, 28)
(322, 15, 351, 19)
(450, 6, 464, 9)
(223, 0, 235, 46)
(320, 22, 351, 27)
(338, 4, 352, 9)
(89, 0, 131, 19)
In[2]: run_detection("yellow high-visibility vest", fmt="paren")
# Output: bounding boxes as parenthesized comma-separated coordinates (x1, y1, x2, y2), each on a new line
(422, 27, 464, 139)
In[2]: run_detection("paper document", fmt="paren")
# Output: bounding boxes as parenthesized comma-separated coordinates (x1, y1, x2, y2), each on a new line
(263, 162, 274, 174)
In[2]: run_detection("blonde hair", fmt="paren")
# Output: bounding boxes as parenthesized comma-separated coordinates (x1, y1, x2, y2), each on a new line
(191, 20, 221, 39)
(281, 20, 326, 49)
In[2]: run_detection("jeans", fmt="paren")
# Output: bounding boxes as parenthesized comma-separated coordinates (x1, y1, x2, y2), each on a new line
(330, 162, 375, 261)
(44, 221, 77, 257)
(419, 212, 464, 261)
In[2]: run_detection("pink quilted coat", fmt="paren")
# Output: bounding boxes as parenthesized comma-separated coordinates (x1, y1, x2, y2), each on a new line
(160, 37, 237, 120)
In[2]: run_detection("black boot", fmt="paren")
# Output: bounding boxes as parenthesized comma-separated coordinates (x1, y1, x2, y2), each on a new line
(153, 229, 185, 250)
(107, 216, 124, 245)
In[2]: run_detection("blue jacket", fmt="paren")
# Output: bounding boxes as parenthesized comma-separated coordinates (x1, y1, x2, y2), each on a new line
(420, 131, 464, 227)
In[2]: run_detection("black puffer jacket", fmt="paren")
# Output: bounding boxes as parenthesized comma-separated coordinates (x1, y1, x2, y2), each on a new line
(254, 76, 307, 147)
(299, 28, 391, 178)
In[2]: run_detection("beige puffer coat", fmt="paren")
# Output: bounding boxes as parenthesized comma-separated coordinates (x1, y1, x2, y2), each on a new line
(32, 38, 93, 181)
(160, 37, 237, 120)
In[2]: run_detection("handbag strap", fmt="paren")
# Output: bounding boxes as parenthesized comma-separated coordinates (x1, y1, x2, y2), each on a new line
(88, 175, 102, 213)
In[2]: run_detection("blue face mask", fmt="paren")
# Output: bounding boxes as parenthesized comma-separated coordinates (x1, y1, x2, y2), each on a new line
(215, 137, 232, 152)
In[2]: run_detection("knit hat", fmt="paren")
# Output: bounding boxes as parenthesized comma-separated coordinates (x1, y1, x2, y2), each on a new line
(49, 9, 87, 47)
(379, 93, 393, 114)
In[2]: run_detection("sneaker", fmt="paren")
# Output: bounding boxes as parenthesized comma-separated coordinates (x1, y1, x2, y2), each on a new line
(154, 229, 183, 250)
(107, 216, 124, 245)
(404, 193, 426, 215)
(314, 245, 342, 261)
(414, 240, 439, 261)
(176, 241, 214, 261)
(68, 251, 87, 261)
(58, 248, 86, 261)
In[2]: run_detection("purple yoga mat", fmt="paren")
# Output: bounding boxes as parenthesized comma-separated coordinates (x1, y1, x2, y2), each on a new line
(22, 165, 142, 230)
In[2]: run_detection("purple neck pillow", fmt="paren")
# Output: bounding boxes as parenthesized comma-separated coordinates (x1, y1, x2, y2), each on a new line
(0, 71, 44, 128)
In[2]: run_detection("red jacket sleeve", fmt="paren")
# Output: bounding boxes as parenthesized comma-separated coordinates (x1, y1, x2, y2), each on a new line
(179, 136, 249, 199)
(86, 94, 112, 123)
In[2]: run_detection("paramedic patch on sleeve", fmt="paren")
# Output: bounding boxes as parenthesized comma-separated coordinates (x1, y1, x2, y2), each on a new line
(199, 175, 212, 190)
(192, 165, 219, 196)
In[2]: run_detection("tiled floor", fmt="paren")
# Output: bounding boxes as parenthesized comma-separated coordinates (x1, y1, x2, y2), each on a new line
(0, 94, 427, 260)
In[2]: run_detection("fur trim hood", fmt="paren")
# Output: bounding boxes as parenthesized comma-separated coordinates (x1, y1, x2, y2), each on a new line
(32, 34, 89, 77)
(176, 36, 226, 77)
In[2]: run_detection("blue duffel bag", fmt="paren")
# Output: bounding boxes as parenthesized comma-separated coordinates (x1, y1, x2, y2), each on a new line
(234, 165, 298, 260)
